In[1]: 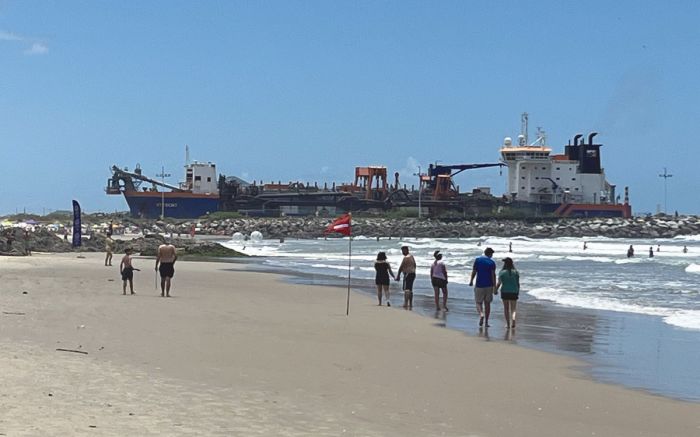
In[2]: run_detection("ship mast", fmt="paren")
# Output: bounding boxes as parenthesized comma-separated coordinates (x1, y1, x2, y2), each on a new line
(520, 112, 529, 146)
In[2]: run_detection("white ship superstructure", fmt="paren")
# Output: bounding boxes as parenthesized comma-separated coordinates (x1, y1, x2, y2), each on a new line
(500, 114, 616, 206)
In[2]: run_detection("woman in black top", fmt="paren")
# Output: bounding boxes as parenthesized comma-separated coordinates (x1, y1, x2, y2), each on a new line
(374, 251, 395, 306)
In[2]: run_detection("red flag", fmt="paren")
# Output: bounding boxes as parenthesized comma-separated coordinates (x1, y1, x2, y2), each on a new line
(325, 214, 352, 236)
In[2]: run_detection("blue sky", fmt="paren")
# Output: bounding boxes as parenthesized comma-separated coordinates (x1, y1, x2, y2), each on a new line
(1, 0, 698, 215)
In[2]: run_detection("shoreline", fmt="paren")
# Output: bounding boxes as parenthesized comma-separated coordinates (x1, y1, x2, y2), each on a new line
(237, 256, 700, 403)
(1, 252, 698, 435)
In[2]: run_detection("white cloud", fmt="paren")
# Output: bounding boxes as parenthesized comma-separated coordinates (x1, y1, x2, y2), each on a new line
(0, 30, 23, 41)
(24, 42, 48, 55)
(1, 29, 49, 55)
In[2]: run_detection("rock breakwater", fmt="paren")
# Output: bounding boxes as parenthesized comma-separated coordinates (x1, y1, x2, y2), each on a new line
(167, 215, 700, 240)
(4, 215, 699, 256)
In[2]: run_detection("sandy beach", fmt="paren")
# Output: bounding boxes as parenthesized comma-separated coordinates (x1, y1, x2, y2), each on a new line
(0, 252, 698, 436)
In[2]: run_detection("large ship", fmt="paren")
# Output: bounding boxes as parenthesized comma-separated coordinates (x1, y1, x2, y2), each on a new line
(106, 115, 631, 219)
(500, 113, 631, 218)
(106, 161, 220, 219)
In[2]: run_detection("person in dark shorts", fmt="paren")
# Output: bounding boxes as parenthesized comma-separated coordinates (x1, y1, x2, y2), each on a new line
(120, 248, 139, 295)
(155, 241, 177, 297)
(430, 250, 448, 311)
(374, 251, 395, 306)
(396, 246, 416, 310)
(495, 257, 520, 328)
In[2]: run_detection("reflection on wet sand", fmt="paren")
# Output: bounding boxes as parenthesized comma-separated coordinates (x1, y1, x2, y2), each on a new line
(256, 265, 700, 402)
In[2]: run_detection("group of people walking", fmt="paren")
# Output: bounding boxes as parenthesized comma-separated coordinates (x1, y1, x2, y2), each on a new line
(374, 246, 520, 329)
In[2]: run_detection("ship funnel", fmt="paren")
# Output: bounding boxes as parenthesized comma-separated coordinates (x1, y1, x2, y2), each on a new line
(573, 134, 583, 146)
(588, 132, 598, 144)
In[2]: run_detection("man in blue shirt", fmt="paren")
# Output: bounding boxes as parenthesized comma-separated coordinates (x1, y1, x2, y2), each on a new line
(469, 247, 497, 327)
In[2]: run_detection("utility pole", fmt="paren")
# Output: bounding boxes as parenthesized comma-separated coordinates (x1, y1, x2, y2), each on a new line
(658, 167, 673, 214)
(157, 166, 171, 219)
(414, 165, 423, 219)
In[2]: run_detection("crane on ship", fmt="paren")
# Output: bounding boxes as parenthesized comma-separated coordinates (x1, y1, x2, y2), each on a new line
(106, 164, 183, 194)
(426, 163, 505, 200)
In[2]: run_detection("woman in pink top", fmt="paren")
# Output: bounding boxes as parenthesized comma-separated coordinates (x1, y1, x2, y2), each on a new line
(430, 250, 448, 311)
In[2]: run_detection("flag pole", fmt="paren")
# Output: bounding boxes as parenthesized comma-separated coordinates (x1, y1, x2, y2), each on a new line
(346, 234, 352, 316)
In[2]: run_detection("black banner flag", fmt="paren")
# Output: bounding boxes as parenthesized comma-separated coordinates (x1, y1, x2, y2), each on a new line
(72, 200, 82, 247)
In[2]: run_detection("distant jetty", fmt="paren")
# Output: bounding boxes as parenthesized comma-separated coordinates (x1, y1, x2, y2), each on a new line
(78, 215, 700, 240)
(2, 215, 698, 255)
(181, 215, 699, 239)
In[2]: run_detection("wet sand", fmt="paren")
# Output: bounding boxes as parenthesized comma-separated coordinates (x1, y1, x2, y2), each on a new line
(273, 263, 700, 402)
(0, 252, 698, 436)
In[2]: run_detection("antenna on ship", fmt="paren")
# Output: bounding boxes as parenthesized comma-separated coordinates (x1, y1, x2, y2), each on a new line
(520, 112, 529, 146)
(185, 145, 190, 165)
(530, 126, 547, 147)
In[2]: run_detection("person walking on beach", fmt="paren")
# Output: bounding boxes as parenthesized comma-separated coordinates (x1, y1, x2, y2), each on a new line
(495, 257, 520, 329)
(469, 247, 497, 327)
(374, 252, 395, 306)
(23, 229, 31, 256)
(155, 240, 177, 297)
(627, 245, 634, 258)
(105, 237, 114, 266)
(430, 250, 448, 311)
(396, 246, 416, 310)
(508, 242, 513, 253)
(120, 248, 139, 295)
(683, 245, 688, 253)
(649, 246, 654, 258)
(583, 241, 588, 250)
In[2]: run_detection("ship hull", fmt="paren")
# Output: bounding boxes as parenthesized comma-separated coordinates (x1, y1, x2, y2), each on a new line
(124, 191, 220, 219)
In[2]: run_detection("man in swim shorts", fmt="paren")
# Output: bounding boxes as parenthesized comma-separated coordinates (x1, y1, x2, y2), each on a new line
(469, 247, 497, 327)
(396, 246, 416, 309)
(120, 247, 138, 295)
(155, 240, 177, 297)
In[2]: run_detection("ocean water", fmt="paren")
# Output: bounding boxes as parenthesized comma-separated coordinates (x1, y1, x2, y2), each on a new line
(221, 234, 700, 401)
